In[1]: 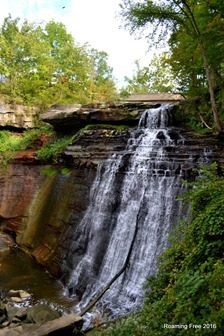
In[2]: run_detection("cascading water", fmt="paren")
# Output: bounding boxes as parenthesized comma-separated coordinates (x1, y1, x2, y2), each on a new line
(63, 104, 189, 319)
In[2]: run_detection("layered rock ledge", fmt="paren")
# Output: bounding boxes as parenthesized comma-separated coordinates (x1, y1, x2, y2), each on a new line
(0, 104, 37, 129)
(39, 102, 161, 133)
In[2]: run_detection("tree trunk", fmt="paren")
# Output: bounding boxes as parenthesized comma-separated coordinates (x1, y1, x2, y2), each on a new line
(182, 1, 223, 133)
(202, 51, 223, 133)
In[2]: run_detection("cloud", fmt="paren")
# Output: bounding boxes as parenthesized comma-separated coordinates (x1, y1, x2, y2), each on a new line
(67, 0, 151, 85)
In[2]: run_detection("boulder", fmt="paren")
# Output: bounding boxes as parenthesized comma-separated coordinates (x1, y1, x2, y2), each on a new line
(22, 313, 83, 336)
(6, 290, 31, 304)
(0, 313, 82, 336)
(26, 304, 60, 324)
(0, 298, 83, 336)
(0, 240, 10, 254)
(0, 234, 16, 253)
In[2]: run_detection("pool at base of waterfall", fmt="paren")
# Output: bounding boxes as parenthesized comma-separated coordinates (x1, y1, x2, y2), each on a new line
(0, 248, 75, 311)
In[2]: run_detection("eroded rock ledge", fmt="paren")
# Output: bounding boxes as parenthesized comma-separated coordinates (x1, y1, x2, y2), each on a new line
(39, 102, 161, 133)
(0, 104, 37, 129)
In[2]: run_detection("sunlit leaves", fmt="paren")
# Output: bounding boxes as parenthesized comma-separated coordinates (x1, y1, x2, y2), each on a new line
(120, 52, 178, 95)
(0, 15, 118, 107)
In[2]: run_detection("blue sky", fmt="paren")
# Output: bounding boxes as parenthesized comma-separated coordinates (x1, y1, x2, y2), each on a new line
(0, 0, 153, 87)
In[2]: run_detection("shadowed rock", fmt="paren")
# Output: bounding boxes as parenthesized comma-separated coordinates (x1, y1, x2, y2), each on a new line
(22, 313, 83, 336)
(39, 102, 160, 133)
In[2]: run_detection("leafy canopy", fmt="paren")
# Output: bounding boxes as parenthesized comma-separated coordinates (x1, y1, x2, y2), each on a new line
(120, 52, 178, 95)
(0, 15, 118, 107)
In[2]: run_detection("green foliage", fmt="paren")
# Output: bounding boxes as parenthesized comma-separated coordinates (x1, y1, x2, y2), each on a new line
(86, 48, 118, 102)
(37, 136, 72, 162)
(41, 167, 57, 176)
(41, 166, 71, 176)
(0, 15, 118, 107)
(80, 124, 130, 131)
(61, 167, 71, 175)
(168, 29, 207, 96)
(97, 314, 144, 336)
(98, 164, 224, 335)
(120, 53, 178, 95)
(173, 98, 215, 132)
(0, 128, 50, 152)
(0, 126, 55, 168)
(0, 131, 22, 152)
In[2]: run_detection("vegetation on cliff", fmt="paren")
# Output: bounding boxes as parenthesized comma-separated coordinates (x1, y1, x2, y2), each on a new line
(95, 164, 224, 335)
(0, 122, 131, 165)
(0, 126, 75, 165)
(0, 128, 48, 153)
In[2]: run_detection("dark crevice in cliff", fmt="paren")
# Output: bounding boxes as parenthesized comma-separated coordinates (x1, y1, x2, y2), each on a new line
(0, 125, 26, 132)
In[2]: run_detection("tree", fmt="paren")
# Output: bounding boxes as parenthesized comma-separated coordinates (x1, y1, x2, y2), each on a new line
(0, 15, 51, 104)
(120, 0, 224, 133)
(0, 16, 118, 107)
(168, 27, 207, 96)
(120, 52, 178, 95)
(86, 48, 118, 102)
(40, 21, 91, 104)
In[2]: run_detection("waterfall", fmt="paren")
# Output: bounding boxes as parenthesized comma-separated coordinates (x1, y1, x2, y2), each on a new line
(63, 104, 187, 319)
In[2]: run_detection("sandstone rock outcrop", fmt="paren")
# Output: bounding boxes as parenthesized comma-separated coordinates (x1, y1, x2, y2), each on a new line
(0, 101, 159, 131)
(0, 104, 37, 129)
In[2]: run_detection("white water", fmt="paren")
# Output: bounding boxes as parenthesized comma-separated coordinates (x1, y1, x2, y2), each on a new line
(65, 105, 187, 319)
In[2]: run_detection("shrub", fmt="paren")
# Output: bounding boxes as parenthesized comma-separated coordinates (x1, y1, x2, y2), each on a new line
(37, 136, 72, 162)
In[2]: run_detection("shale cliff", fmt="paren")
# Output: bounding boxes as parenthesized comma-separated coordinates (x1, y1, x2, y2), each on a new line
(0, 102, 224, 281)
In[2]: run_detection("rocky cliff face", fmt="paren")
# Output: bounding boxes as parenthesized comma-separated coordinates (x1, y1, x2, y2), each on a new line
(0, 104, 37, 129)
(0, 119, 133, 276)
(0, 163, 96, 277)
(39, 102, 159, 133)
(0, 101, 159, 130)
(0, 103, 224, 280)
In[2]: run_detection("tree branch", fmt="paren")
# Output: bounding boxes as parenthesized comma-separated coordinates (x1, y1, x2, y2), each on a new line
(199, 115, 212, 130)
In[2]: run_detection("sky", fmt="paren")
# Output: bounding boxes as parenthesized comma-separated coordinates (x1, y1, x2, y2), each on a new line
(0, 0, 154, 87)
